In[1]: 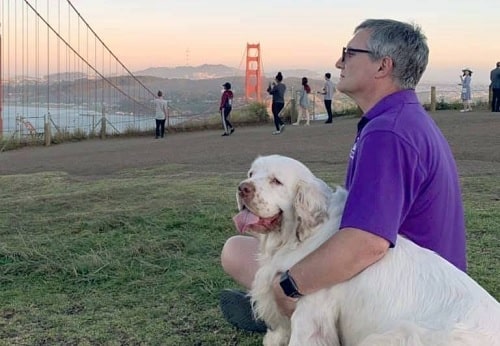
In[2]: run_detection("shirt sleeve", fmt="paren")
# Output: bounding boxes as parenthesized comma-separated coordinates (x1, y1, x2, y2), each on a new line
(220, 93, 227, 109)
(340, 130, 423, 246)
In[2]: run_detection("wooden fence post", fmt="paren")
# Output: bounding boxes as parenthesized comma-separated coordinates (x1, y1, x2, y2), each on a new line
(100, 106, 107, 139)
(430, 86, 436, 112)
(44, 114, 51, 146)
(291, 88, 297, 123)
(312, 92, 316, 120)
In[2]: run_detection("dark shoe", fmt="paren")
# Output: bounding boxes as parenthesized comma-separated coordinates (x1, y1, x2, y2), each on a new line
(230, 128, 235, 134)
(219, 289, 267, 333)
(222, 133, 229, 136)
(325, 120, 332, 124)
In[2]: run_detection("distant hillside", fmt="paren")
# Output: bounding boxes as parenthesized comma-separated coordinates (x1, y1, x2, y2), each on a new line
(134, 64, 326, 81)
(134, 64, 241, 80)
(265, 69, 325, 80)
(4, 69, 336, 116)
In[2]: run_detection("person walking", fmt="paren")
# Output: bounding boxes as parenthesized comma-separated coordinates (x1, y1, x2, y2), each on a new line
(318, 72, 335, 123)
(490, 61, 500, 112)
(459, 68, 473, 112)
(293, 77, 311, 126)
(154, 90, 168, 139)
(219, 18, 466, 332)
(267, 72, 286, 135)
(220, 82, 235, 136)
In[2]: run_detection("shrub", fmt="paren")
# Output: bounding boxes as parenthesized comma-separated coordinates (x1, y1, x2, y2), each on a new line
(242, 102, 269, 122)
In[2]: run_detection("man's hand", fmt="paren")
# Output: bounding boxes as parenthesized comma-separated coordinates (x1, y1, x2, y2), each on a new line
(272, 273, 298, 318)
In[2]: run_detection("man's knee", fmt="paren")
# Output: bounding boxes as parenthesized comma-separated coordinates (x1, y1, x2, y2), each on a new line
(221, 236, 244, 275)
(221, 235, 259, 288)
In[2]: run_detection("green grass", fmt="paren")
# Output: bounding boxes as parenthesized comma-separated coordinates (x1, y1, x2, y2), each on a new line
(0, 166, 498, 345)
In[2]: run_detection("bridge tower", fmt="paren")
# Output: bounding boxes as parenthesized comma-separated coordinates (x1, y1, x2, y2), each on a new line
(245, 43, 262, 102)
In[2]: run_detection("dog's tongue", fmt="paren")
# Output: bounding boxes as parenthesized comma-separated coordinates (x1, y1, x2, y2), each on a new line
(233, 209, 260, 233)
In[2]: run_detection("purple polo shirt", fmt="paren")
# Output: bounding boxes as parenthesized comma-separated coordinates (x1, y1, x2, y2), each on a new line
(340, 90, 467, 271)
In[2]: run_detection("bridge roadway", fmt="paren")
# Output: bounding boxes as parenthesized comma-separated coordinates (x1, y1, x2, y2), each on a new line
(0, 110, 499, 180)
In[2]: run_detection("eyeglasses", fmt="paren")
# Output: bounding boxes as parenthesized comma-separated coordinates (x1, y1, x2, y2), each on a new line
(342, 47, 373, 62)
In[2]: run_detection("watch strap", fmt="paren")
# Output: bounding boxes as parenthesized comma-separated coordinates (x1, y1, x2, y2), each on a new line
(279, 270, 303, 298)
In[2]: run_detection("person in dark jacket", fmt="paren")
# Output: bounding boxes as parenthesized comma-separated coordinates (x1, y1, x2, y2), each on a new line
(267, 72, 286, 135)
(220, 82, 234, 136)
(490, 62, 500, 112)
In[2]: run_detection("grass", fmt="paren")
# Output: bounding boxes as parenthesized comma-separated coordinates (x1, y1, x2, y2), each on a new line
(0, 169, 263, 345)
(0, 160, 499, 344)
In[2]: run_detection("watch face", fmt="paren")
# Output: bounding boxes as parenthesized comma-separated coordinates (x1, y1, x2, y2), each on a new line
(280, 271, 302, 298)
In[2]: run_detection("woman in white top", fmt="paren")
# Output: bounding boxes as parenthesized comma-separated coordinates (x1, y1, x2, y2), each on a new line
(293, 77, 311, 125)
(459, 68, 473, 112)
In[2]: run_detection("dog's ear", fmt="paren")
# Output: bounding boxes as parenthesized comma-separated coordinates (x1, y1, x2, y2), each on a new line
(294, 177, 330, 240)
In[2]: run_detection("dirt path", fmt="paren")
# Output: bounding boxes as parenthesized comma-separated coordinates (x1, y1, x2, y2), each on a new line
(1, 110, 499, 178)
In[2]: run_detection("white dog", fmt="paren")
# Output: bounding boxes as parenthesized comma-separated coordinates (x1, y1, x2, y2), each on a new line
(233, 155, 500, 346)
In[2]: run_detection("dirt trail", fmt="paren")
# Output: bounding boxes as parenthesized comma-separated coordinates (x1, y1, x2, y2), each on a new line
(1, 110, 499, 178)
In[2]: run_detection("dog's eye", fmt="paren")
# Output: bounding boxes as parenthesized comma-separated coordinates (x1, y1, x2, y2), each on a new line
(248, 171, 253, 178)
(271, 177, 282, 185)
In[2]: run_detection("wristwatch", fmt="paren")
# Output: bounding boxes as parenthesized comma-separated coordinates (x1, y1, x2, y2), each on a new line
(279, 270, 303, 298)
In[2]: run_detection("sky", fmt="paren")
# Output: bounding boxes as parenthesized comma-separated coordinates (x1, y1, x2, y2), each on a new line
(2, 0, 500, 85)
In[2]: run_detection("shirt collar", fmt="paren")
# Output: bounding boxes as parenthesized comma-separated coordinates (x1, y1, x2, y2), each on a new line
(357, 89, 419, 134)
(366, 89, 418, 118)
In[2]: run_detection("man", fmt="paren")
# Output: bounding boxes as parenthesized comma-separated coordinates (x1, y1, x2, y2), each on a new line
(318, 72, 335, 123)
(490, 62, 500, 112)
(154, 90, 168, 139)
(220, 18, 466, 331)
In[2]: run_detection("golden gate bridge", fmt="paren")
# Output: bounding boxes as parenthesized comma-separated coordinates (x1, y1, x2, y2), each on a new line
(0, 0, 265, 145)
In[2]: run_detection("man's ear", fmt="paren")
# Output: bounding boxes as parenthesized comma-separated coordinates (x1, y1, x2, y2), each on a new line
(376, 56, 394, 76)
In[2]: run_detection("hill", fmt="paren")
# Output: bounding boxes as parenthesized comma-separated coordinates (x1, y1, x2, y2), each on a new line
(134, 64, 326, 81)
(134, 64, 240, 80)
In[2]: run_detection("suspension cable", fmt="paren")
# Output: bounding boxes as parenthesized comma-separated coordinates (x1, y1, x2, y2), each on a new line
(23, 0, 151, 111)
(66, 0, 155, 97)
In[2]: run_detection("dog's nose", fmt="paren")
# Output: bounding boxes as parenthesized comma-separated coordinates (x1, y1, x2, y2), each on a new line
(238, 182, 255, 200)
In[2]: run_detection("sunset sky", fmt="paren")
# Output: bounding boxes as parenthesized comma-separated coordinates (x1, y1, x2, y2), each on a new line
(2, 0, 499, 84)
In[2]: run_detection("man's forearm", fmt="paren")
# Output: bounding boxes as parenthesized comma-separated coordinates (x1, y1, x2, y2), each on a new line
(289, 227, 389, 296)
